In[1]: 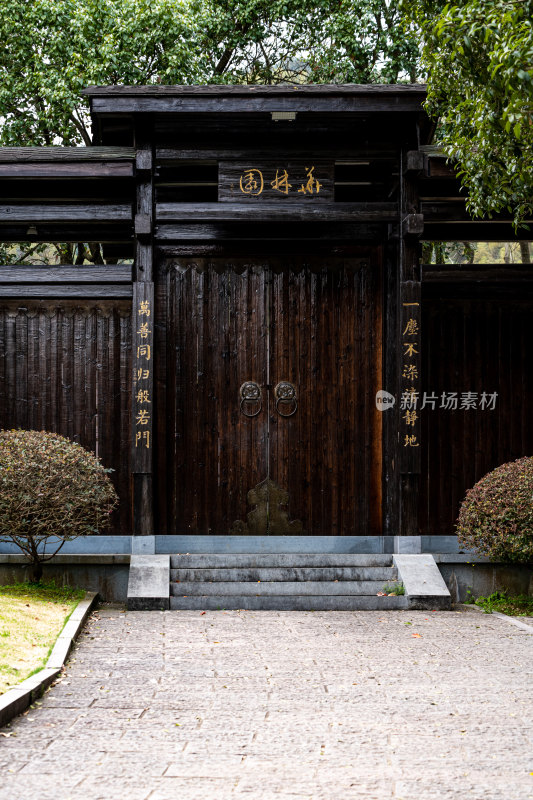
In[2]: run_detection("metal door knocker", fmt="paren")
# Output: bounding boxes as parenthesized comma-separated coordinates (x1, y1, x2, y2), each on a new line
(274, 381, 298, 417)
(239, 381, 263, 417)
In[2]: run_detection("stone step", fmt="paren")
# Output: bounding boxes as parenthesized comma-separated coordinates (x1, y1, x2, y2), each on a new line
(169, 594, 408, 611)
(170, 566, 397, 582)
(170, 553, 393, 569)
(170, 580, 401, 597)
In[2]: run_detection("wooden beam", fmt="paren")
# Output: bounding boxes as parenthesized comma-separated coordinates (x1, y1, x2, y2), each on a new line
(0, 162, 133, 178)
(0, 226, 133, 242)
(422, 223, 533, 241)
(156, 202, 398, 223)
(155, 222, 384, 241)
(0, 204, 132, 222)
(156, 148, 398, 161)
(0, 284, 132, 298)
(0, 146, 135, 162)
(426, 159, 457, 179)
(422, 263, 533, 282)
(0, 265, 132, 283)
(156, 241, 378, 257)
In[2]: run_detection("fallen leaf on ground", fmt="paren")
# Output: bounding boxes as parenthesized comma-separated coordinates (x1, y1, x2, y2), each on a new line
(412, 633, 422, 638)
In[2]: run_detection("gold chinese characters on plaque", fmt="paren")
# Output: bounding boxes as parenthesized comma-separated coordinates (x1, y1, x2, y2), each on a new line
(134, 295, 152, 451)
(219, 161, 334, 202)
(400, 300, 420, 450)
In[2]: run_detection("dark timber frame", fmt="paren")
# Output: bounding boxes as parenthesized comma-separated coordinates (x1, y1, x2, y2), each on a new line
(0, 84, 531, 553)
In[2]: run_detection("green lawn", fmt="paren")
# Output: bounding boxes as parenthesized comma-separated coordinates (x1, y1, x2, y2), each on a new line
(0, 581, 84, 694)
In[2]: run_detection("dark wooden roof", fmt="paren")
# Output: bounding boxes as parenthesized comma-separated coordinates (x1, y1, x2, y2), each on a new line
(83, 84, 427, 96)
(84, 83, 428, 115)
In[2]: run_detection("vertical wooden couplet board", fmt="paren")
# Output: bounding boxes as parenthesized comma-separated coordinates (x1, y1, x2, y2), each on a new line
(399, 280, 421, 473)
(398, 149, 422, 537)
(132, 281, 154, 473)
(131, 122, 154, 538)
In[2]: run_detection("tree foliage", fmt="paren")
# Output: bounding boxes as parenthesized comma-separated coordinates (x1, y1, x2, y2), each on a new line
(0, 0, 419, 147)
(403, 0, 533, 227)
(0, 430, 118, 581)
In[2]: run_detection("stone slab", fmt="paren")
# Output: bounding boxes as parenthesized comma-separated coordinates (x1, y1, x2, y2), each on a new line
(0, 554, 130, 564)
(127, 554, 170, 610)
(0, 536, 131, 554)
(170, 580, 398, 597)
(394, 535, 421, 554)
(159, 535, 391, 554)
(170, 553, 394, 568)
(393, 554, 452, 610)
(170, 566, 397, 582)
(0, 534, 477, 557)
(169, 594, 409, 610)
(131, 536, 156, 555)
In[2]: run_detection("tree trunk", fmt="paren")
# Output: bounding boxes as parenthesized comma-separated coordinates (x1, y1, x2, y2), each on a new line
(30, 560, 43, 583)
(520, 242, 531, 264)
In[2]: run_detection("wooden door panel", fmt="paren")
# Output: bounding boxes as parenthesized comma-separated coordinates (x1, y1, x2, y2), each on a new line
(169, 262, 268, 534)
(269, 258, 382, 535)
(162, 255, 382, 536)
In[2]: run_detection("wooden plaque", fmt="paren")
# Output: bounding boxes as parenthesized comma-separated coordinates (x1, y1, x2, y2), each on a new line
(218, 161, 334, 203)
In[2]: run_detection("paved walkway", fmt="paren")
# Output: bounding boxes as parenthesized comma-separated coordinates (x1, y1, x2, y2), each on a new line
(0, 607, 532, 800)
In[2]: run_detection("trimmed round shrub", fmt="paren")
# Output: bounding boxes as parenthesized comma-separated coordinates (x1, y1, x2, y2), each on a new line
(456, 456, 533, 564)
(0, 429, 118, 576)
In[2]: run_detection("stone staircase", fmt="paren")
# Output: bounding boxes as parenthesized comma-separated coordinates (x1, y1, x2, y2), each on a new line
(169, 553, 408, 610)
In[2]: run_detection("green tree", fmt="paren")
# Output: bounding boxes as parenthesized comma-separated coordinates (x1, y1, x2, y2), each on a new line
(0, 0, 420, 148)
(402, 0, 533, 228)
(0, 0, 420, 265)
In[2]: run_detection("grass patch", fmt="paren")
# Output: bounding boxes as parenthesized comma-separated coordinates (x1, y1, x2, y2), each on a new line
(474, 591, 533, 616)
(381, 582, 405, 596)
(0, 581, 85, 695)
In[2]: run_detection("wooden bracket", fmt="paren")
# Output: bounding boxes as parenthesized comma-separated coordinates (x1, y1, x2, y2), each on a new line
(135, 213, 152, 236)
(404, 214, 424, 237)
(135, 149, 153, 173)
(404, 150, 426, 175)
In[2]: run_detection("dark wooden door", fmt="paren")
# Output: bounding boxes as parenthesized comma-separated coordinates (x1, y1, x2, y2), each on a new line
(159, 255, 382, 535)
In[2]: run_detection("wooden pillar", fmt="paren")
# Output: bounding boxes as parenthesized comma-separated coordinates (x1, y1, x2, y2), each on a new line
(131, 119, 155, 549)
(397, 149, 423, 548)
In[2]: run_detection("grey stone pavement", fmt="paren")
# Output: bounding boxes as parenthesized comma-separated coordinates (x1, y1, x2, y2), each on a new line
(0, 607, 532, 800)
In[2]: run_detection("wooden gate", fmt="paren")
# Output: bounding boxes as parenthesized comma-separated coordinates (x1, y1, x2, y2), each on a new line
(155, 255, 382, 536)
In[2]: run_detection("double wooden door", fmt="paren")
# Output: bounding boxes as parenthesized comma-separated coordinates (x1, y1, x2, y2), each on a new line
(160, 255, 382, 536)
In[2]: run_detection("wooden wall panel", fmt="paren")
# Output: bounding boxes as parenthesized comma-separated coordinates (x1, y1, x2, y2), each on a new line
(0, 301, 132, 534)
(420, 292, 533, 535)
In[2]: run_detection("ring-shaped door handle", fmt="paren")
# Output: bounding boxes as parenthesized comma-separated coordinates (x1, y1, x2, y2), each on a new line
(274, 381, 298, 417)
(239, 381, 262, 417)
